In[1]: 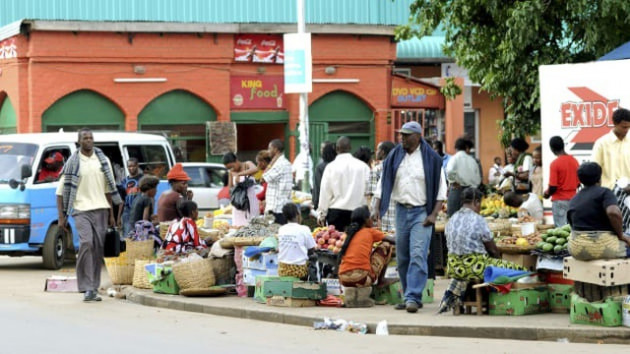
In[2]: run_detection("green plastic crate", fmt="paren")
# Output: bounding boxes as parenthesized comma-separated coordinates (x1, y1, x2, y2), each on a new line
(152, 272, 180, 295)
(371, 279, 434, 305)
(254, 276, 299, 304)
(570, 294, 622, 327)
(489, 287, 550, 316)
(549, 284, 573, 312)
(262, 279, 327, 300)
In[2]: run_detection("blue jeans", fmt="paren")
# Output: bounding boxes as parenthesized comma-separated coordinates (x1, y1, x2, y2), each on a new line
(551, 200, 570, 227)
(121, 209, 131, 237)
(395, 204, 432, 305)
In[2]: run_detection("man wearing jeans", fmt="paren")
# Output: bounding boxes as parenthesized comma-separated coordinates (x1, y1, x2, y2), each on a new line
(543, 136, 579, 226)
(373, 121, 447, 313)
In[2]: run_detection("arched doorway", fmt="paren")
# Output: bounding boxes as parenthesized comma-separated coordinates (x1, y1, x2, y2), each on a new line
(138, 90, 216, 162)
(42, 90, 125, 132)
(0, 95, 17, 134)
(308, 91, 374, 162)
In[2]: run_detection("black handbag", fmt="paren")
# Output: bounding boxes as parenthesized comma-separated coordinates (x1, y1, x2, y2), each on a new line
(104, 227, 126, 258)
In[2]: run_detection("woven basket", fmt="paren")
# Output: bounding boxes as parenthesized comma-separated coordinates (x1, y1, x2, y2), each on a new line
(223, 237, 266, 248)
(126, 239, 154, 262)
(132, 259, 152, 289)
(199, 228, 222, 242)
(159, 222, 173, 239)
(104, 252, 134, 285)
(172, 258, 215, 290)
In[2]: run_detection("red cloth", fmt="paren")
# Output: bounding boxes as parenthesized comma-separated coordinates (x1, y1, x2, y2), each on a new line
(217, 186, 230, 200)
(37, 168, 61, 182)
(548, 155, 580, 201)
(256, 182, 267, 201)
(162, 217, 206, 253)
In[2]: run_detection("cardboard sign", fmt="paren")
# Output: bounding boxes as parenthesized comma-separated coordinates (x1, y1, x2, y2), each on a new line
(230, 75, 285, 109)
(44, 276, 79, 293)
(234, 34, 284, 63)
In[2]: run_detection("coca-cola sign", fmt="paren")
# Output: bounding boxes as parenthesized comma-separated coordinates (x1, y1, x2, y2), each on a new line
(234, 34, 284, 64)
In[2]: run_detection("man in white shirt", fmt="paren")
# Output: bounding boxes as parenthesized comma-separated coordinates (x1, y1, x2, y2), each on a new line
(446, 137, 481, 217)
(317, 136, 370, 232)
(263, 139, 293, 225)
(373, 121, 447, 313)
(503, 191, 544, 221)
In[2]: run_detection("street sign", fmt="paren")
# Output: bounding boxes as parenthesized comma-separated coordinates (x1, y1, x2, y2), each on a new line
(283, 33, 312, 93)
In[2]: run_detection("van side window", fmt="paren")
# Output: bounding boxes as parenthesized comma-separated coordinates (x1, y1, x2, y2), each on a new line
(35, 147, 71, 184)
(206, 167, 227, 188)
(95, 143, 125, 184)
(125, 145, 171, 179)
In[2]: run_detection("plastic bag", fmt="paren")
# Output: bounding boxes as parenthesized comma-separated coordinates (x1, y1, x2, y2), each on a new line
(230, 178, 254, 211)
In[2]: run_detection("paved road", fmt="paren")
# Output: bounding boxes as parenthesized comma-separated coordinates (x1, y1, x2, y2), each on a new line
(1, 256, 627, 354)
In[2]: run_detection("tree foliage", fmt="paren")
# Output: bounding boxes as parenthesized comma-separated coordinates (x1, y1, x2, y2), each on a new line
(396, 0, 630, 146)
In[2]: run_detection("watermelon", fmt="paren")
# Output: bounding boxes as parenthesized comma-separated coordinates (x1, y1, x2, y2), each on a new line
(555, 238, 566, 245)
(554, 245, 563, 253)
(542, 243, 554, 252)
(546, 236, 557, 244)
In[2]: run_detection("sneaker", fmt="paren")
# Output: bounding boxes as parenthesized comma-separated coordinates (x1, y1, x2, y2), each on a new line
(83, 290, 102, 302)
(406, 301, 420, 313)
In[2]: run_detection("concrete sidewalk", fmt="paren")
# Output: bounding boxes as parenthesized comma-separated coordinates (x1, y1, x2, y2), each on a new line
(123, 278, 630, 344)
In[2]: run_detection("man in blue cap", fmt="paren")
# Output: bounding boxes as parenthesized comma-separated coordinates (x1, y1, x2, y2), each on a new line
(373, 121, 447, 313)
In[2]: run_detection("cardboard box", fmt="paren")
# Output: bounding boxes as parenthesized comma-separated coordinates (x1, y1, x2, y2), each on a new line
(501, 253, 538, 272)
(548, 283, 574, 313)
(266, 295, 316, 307)
(242, 251, 278, 271)
(263, 279, 327, 300)
(563, 257, 630, 286)
(253, 275, 299, 304)
(489, 287, 550, 316)
(322, 278, 342, 296)
(242, 268, 278, 286)
(570, 294, 623, 327)
(44, 276, 79, 293)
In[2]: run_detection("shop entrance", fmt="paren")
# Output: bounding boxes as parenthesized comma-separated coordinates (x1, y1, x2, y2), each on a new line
(0, 94, 16, 134)
(308, 91, 373, 162)
(138, 90, 216, 162)
(229, 111, 289, 162)
(42, 90, 124, 132)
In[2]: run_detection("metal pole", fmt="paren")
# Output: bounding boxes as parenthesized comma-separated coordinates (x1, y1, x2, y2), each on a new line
(297, 0, 311, 193)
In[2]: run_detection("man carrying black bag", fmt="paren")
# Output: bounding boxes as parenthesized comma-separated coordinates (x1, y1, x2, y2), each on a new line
(56, 128, 122, 302)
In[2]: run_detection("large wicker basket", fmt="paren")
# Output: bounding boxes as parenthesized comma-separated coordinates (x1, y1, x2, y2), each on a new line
(172, 258, 215, 290)
(126, 239, 154, 261)
(104, 252, 134, 285)
(132, 259, 152, 289)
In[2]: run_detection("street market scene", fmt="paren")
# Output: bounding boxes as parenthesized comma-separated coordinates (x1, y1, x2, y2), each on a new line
(1, 0, 630, 352)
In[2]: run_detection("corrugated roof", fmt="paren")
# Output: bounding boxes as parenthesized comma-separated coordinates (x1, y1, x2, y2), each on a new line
(0, 0, 415, 26)
(396, 36, 449, 62)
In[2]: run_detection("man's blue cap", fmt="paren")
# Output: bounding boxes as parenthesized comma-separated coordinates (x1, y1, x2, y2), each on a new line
(397, 121, 423, 135)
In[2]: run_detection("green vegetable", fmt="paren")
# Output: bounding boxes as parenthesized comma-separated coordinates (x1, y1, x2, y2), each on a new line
(554, 245, 564, 253)
(542, 243, 554, 252)
(546, 236, 557, 244)
(536, 241, 546, 249)
(559, 230, 570, 238)
(561, 224, 572, 232)
(555, 238, 566, 245)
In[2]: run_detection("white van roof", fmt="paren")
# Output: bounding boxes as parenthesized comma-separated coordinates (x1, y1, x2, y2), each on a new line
(0, 132, 169, 145)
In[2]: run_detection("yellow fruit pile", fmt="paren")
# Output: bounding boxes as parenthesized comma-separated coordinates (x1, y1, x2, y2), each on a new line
(480, 194, 518, 218)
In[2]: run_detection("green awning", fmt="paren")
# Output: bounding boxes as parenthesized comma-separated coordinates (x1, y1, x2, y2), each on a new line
(396, 36, 450, 62)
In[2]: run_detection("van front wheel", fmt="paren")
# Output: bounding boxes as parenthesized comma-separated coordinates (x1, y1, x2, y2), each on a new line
(43, 225, 66, 270)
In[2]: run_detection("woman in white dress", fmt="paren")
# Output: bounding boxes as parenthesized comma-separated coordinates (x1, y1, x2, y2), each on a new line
(223, 152, 260, 226)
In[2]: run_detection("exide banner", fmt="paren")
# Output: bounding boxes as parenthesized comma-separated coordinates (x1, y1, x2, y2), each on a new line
(539, 60, 630, 191)
(234, 34, 284, 64)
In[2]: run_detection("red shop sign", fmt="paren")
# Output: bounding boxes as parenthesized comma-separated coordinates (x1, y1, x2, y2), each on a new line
(230, 75, 285, 109)
(391, 75, 444, 109)
(234, 34, 284, 64)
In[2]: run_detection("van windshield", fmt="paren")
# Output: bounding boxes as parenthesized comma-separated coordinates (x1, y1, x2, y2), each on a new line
(0, 143, 38, 182)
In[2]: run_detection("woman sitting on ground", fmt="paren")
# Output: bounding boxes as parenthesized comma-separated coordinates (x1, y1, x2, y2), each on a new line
(277, 203, 316, 280)
(439, 187, 523, 313)
(161, 201, 207, 255)
(567, 162, 630, 260)
(338, 205, 395, 289)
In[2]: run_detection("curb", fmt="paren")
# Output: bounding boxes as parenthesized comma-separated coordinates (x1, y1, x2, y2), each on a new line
(124, 289, 630, 344)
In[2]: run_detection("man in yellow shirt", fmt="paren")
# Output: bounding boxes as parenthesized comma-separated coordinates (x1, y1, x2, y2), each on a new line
(592, 108, 630, 190)
(56, 128, 122, 302)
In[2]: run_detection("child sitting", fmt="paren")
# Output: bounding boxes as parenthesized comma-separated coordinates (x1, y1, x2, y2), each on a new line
(277, 203, 316, 280)
(338, 205, 396, 288)
(161, 201, 207, 255)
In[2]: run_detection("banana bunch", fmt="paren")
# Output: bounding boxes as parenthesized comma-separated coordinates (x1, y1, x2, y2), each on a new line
(480, 194, 518, 218)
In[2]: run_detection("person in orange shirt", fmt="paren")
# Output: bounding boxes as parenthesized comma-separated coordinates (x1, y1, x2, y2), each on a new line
(338, 206, 396, 290)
